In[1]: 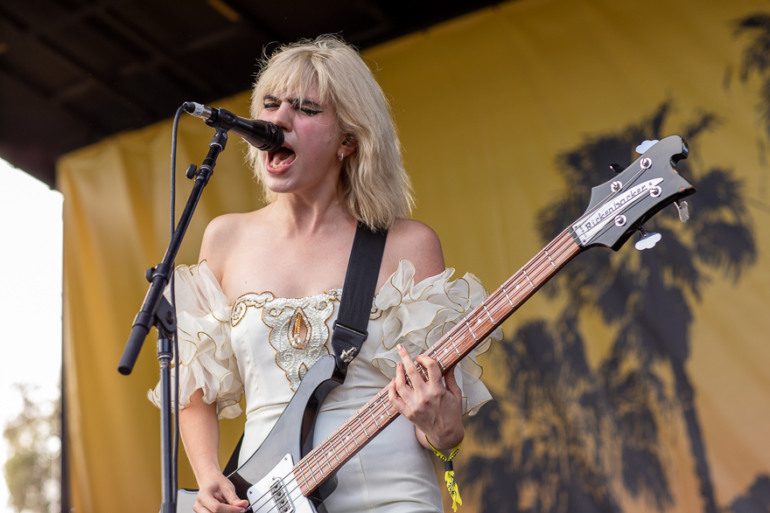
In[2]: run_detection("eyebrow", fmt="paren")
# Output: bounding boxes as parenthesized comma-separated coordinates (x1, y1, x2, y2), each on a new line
(295, 98, 322, 109)
(263, 94, 323, 109)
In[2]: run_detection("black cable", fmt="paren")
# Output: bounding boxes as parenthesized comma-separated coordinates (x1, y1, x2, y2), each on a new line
(169, 104, 186, 501)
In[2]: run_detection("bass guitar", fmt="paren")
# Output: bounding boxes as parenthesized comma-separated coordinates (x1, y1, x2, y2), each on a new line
(176, 135, 694, 512)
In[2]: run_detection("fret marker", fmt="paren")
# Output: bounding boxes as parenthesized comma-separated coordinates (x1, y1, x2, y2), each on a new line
(503, 287, 515, 306)
(545, 250, 557, 268)
(483, 305, 494, 323)
(465, 321, 478, 339)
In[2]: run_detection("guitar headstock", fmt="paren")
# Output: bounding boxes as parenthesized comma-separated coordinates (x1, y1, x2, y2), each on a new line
(571, 135, 694, 250)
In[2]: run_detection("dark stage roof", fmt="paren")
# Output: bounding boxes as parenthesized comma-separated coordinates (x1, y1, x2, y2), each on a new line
(0, 0, 503, 187)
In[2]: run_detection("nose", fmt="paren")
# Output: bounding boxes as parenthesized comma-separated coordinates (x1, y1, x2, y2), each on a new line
(263, 101, 293, 132)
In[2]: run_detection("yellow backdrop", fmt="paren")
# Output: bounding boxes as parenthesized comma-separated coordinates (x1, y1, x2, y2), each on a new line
(59, 0, 770, 511)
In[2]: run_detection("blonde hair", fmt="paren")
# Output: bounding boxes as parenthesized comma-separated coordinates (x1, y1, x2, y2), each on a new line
(247, 35, 413, 230)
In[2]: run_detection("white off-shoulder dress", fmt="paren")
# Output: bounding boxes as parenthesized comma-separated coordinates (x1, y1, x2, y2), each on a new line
(149, 259, 500, 513)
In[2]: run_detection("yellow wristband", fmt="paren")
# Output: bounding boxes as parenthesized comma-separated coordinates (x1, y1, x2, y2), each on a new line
(426, 436, 461, 461)
(426, 437, 463, 511)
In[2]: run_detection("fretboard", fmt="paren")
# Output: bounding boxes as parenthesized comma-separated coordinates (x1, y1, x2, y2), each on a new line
(293, 228, 582, 495)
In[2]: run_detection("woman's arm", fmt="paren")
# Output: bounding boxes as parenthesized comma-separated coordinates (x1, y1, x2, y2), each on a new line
(179, 390, 249, 513)
(384, 219, 465, 451)
(181, 218, 248, 512)
(389, 347, 465, 451)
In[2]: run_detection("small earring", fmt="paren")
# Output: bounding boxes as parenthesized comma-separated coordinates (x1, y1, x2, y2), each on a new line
(338, 152, 344, 161)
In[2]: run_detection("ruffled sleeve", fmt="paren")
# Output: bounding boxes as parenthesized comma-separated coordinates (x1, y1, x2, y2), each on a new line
(147, 262, 243, 419)
(370, 260, 502, 415)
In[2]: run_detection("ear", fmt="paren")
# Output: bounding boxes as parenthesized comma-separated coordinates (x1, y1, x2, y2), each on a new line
(339, 133, 357, 157)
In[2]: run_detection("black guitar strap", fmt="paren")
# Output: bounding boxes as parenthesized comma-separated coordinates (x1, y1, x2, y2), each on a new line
(223, 223, 388, 475)
(331, 223, 388, 376)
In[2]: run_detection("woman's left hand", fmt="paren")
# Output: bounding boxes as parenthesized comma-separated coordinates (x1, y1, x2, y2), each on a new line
(387, 344, 464, 450)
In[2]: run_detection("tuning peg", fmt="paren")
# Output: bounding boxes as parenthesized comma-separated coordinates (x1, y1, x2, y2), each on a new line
(609, 163, 624, 174)
(635, 139, 659, 154)
(634, 226, 662, 251)
(674, 200, 690, 223)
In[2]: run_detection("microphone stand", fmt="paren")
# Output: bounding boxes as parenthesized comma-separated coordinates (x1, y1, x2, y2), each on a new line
(118, 126, 229, 513)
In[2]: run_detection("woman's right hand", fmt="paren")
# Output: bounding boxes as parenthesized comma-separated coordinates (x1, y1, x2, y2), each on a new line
(194, 470, 250, 513)
(178, 391, 248, 512)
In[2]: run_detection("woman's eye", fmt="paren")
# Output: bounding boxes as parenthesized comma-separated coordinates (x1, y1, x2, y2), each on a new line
(301, 107, 321, 116)
(263, 102, 280, 110)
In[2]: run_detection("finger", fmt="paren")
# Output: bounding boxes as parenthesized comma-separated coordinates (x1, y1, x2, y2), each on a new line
(211, 500, 248, 513)
(394, 362, 405, 386)
(387, 381, 404, 413)
(394, 363, 412, 397)
(221, 481, 249, 508)
(199, 488, 245, 513)
(216, 505, 247, 513)
(444, 365, 461, 396)
(397, 344, 419, 380)
(416, 355, 443, 386)
(399, 345, 431, 392)
(219, 504, 249, 513)
(200, 493, 224, 513)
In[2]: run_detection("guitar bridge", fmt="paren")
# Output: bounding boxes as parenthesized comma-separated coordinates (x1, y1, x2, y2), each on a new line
(269, 478, 295, 513)
(247, 454, 312, 513)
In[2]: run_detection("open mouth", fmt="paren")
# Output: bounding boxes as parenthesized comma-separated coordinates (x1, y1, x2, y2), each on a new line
(266, 146, 296, 172)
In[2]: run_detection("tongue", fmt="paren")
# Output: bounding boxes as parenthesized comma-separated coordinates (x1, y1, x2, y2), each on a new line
(271, 148, 295, 166)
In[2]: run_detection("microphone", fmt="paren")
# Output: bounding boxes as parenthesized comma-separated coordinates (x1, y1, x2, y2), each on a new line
(182, 102, 284, 151)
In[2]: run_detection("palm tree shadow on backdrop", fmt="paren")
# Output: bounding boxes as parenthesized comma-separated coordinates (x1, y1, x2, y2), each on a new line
(724, 10, 770, 513)
(465, 97, 759, 512)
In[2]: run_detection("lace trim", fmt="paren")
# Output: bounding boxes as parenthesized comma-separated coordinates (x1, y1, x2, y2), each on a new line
(234, 290, 341, 391)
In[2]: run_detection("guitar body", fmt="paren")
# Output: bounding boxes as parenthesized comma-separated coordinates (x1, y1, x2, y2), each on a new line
(176, 354, 342, 513)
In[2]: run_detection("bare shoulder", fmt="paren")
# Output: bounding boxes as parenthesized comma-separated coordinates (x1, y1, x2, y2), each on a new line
(198, 212, 253, 280)
(383, 218, 445, 283)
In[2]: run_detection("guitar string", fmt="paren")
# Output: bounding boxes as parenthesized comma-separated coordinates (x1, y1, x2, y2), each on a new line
(242, 178, 649, 510)
(292, 232, 576, 499)
(293, 231, 577, 481)
(243, 262, 568, 511)
(239, 162, 662, 509)
(239, 231, 580, 512)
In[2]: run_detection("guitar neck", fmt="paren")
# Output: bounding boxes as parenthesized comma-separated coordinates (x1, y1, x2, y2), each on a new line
(292, 228, 582, 495)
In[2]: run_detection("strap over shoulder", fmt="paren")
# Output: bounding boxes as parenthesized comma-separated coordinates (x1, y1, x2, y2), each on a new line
(223, 223, 387, 476)
(331, 223, 388, 376)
